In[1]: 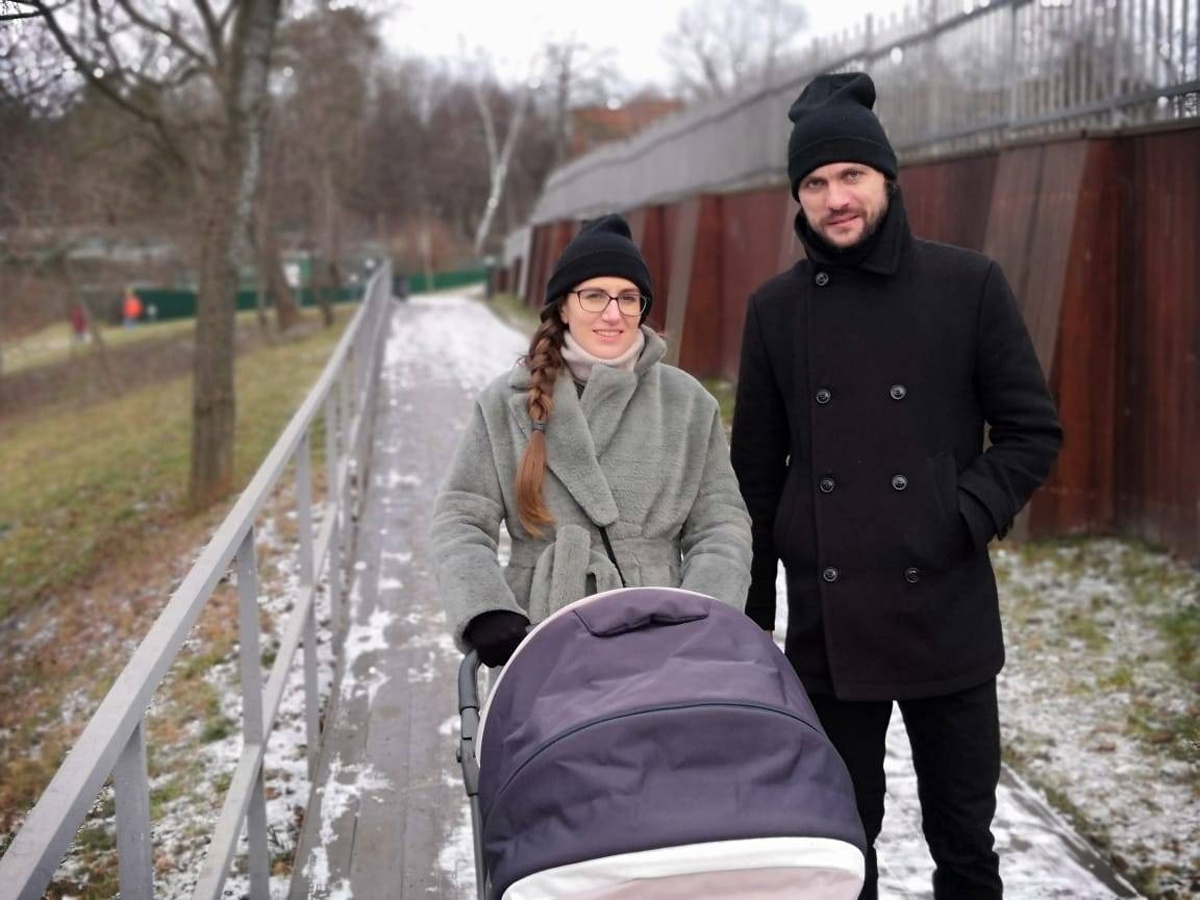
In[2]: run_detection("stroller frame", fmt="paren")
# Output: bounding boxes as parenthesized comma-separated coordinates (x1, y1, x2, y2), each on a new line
(457, 648, 489, 899)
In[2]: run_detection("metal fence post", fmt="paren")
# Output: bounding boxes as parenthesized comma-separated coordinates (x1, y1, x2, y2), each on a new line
(113, 720, 154, 900)
(295, 435, 320, 779)
(324, 392, 343, 633)
(235, 531, 270, 900)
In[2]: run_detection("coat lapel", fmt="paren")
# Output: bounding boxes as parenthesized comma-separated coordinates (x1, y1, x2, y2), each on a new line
(504, 329, 667, 528)
(507, 367, 618, 526)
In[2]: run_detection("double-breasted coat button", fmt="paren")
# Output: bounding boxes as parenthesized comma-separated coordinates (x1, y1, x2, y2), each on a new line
(904, 567, 921, 584)
(889, 384, 907, 400)
(822, 566, 839, 583)
(814, 272, 830, 287)
(815, 388, 832, 405)
(819, 476, 836, 493)
(891, 474, 908, 491)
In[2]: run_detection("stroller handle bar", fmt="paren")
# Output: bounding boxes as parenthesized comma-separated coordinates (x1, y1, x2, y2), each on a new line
(458, 648, 483, 714)
(457, 650, 483, 796)
(456, 649, 488, 899)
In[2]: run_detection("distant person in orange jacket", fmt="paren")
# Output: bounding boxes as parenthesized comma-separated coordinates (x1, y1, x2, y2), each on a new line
(122, 288, 143, 328)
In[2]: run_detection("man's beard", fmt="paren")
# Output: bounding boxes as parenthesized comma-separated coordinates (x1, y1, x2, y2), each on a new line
(804, 192, 891, 257)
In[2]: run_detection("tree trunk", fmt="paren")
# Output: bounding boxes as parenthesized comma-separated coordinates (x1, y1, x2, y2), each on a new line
(315, 162, 338, 327)
(471, 82, 530, 257)
(190, 183, 240, 510)
(257, 126, 301, 332)
(187, 0, 281, 512)
(265, 229, 301, 332)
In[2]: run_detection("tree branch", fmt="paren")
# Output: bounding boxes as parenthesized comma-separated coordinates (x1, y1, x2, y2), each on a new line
(112, 0, 208, 68)
(0, 0, 65, 21)
(29, 1, 187, 166)
(193, 0, 225, 69)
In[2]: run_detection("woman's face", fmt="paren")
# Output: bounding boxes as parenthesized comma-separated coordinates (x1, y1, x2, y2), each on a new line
(559, 276, 644, 359)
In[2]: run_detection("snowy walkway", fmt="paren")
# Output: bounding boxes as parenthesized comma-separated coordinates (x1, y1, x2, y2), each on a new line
(291, 292, 1142, 899)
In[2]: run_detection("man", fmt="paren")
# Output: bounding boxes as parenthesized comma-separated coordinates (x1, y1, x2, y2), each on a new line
(730, 71, 1062, 899)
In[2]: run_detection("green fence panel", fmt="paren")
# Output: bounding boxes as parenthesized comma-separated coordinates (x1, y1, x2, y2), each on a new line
(405, 267, 488, 294)
(133, 268, 483, 321)
(133, 288, 198, 321)
(127, 286, 366, 322)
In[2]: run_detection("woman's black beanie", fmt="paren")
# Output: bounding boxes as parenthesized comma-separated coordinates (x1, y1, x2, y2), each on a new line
(544, 213, 654, 316)
(786, 71, 897, 199)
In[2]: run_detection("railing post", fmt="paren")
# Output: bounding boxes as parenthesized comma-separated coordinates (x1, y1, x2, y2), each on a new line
(1007, 0, 1020, 137)
(325, 392, 343, 632)
(338, 363, 355, 530)
(235, 531, 270, 900)
(113, 720, 154, 900)
(294, 435, 321, 779)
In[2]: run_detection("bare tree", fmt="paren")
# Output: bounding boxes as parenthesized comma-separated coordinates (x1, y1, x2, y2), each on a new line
(540, 39, 622, 168)
(273, 6, 379, 326)
(6, 0, 284, 510)
(470, 66, 534, 257)
(663, 0, 809, 101)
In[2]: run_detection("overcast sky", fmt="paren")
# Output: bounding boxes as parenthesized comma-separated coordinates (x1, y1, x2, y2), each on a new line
(381, 0, 912, 90)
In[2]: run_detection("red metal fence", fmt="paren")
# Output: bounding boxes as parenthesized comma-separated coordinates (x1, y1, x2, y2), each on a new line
(503, 124, 1200, 560)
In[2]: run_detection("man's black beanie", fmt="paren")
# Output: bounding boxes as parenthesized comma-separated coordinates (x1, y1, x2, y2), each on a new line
(786, 71, 898, 198)
(544, 213, 654, 316)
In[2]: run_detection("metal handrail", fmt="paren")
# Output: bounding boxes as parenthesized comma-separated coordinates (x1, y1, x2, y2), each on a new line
(0, 262, 395, 900)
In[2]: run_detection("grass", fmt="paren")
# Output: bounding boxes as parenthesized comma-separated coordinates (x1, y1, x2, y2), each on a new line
(994, 536, 1199, 897)
(0, 307, 349, 620)
(486, 291, 541, 336)
(0, 316, 198, 376)
(0, 306, 351, 838)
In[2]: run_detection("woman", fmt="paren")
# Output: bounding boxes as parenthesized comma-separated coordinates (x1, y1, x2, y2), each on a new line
(430, 213, 752, 666)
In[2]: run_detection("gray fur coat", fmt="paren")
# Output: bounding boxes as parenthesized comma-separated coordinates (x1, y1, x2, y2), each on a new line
(430, 328, 752, 649)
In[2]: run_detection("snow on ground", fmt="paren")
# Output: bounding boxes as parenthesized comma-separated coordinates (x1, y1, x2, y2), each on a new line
(764, 563, 1148, 899)
(993, 540, 1199, 898)
(47, 290, 1190, 899)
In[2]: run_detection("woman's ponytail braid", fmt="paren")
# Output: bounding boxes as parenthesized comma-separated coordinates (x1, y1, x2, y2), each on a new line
(515, 307, 566, 536)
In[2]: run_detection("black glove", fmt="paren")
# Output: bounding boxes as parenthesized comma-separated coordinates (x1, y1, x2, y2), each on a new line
(464, 610, 530, 667)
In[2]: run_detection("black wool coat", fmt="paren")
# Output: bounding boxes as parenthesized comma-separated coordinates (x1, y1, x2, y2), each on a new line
(730, 192, 1062, 701)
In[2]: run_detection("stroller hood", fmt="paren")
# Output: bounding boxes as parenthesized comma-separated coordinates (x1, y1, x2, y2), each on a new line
(476, 587, 866, 899)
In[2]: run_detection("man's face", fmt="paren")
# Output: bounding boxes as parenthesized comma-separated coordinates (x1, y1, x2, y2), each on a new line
(796, 162, 889, 249)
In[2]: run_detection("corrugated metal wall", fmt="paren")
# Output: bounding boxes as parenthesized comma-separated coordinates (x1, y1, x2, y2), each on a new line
(1118, 126, 1200, 556)
(507, 124, 1200, 560)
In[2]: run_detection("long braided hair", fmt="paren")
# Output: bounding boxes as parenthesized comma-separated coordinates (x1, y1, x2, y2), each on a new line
(515, 301, 568, 536)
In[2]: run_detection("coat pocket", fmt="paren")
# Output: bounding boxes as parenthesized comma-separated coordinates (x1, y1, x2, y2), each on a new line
(902, 451, 968, 570)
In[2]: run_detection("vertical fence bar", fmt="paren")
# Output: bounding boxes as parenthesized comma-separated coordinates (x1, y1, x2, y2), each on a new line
(1008, 1, 1020, 135)
(340, 351, 353, 446)
(1112, 0, 1126, 126)
(354, 313, 369, 414)
(324, 392, 343, 631)
(1185, 0, 1193, 86)
(297, 434, 315, 589)
(294, 435, 320, 779)
(338, 362, 354, 538)
(235, 531, 270, 900)
(113, 720, 153, 900)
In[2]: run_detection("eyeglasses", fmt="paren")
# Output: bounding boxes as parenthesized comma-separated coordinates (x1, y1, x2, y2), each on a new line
(570, 288, 648, 317)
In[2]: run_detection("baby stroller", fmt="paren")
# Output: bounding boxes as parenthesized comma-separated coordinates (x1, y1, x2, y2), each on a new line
(456, 586, 866, 899)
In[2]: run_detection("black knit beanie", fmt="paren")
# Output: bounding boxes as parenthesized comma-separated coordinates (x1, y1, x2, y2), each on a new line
(544, 213, 654, 316)
(786, 71, 897, 199)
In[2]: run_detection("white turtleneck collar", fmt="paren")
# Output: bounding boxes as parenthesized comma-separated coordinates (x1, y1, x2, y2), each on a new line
(561, 329, 646, 384)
